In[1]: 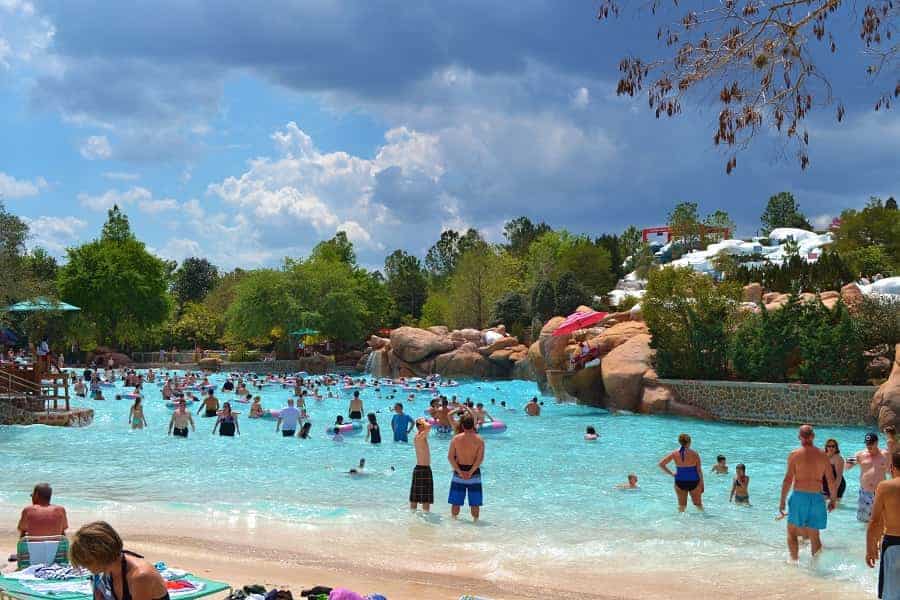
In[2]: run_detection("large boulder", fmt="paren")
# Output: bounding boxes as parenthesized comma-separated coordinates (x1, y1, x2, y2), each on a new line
(640, 384, 674, 414)
(449, 328, 484, 345)
(367, 335, 390, 350)
(539, 317, 572, 371)
(742, 283, 763, 304)
(872, 345, 900, 430)
(820, 290, 840, 310)
(601, 333, 653, 412)
(841, 283, 864, 310)
(600, 310, 633, 325)
(434, 347, 496, 378)
(427, 326, 449, 337)
(563, 362, 605, 405)
(197, 357, 222, 371)
(390, 327, 455, 364)
(478, 336, 519, 356)
(590, 321, 649, 356)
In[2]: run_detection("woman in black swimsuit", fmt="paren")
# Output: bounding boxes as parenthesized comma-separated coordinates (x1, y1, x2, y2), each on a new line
(822, 438, 846, 502)
(69, 521, 170, 600)
(213, 402, 240, 436)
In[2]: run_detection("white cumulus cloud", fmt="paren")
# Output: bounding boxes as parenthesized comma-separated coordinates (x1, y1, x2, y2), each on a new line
(0, 171, 47, 199)
(77, 186, 151, 211)
(572, 86, 590, 108)
(79, 135, 112, 160)
(22, 215, 87, 254)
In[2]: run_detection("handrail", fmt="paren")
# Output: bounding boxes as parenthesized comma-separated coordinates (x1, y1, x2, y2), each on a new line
(0, 368, 42, 395)
(0, 368, 70, 411)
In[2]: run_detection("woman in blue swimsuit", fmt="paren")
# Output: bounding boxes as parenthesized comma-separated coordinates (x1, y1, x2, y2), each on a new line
(658, 433, 705, 512)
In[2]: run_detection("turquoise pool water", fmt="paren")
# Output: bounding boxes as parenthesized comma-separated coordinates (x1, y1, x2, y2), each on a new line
(0, 372, 877, 596)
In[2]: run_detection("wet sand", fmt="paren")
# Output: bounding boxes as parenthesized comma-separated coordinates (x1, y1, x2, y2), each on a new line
(1, 517, 871, 600)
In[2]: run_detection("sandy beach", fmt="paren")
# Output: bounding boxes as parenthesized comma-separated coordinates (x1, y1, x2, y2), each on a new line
(1, 514, 871, 600)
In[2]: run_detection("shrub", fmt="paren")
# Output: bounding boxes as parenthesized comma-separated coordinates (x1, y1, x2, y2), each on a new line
(616, 295, 641, 311)
(730, 296, 800, 382)
(856, 295, 900, 352)
(730, 248, 854, 292)
(796, 300, 865, 385)
(644, 267, 739, 380)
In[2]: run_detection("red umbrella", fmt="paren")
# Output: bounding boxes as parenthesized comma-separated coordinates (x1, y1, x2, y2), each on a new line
(552, 310, 608, 337)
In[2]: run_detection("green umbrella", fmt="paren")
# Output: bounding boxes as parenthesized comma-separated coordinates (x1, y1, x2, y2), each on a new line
(5, 297, 81, 312)
(290, 328, 319, 336)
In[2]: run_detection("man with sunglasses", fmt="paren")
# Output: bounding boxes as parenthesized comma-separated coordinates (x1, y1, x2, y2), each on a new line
(846, 432, 890, 522)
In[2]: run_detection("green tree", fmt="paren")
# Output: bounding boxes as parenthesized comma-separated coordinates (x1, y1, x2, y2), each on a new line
(319, 289, 368, 344)
(225, 269, 299, 344)
(730, 297, 800, 382)
(310, 231, 357, 265)
(643, 267, 739, 379)
(760, 192, 811, 234)
(172, 257, 219, 309)
(834, 197, 900, 269)
(492, 291, 529, 329)
(503, 216, 552, 257)
(171, 302, 221, 347)
(420, 291, 451, 328)
(619, 226, 643, 262)
(0, 201, 29, 306)
(845, 246, 895, 278)
(703, 209, 736, 243)
(596, 234, 624, 280)
(24, 248, 58, 297)
(797, 301, 865, 385)
(667, 202, 702, 250)
(555, 272, 589, 316)
(558, 239, 616, 295)
(384, 249, 428, 321)
(530, 279, 557, 322)
(58, 208, 169, 347)
(424, 228, 485, 283)
(101, 205, 135, 242)
(448, 246, 518, 329)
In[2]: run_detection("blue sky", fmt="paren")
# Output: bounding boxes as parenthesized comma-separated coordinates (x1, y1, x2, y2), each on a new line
(1, 1, 897, 270)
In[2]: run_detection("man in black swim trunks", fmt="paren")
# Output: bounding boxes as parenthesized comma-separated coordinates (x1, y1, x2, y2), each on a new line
(198, 389, 219, 418)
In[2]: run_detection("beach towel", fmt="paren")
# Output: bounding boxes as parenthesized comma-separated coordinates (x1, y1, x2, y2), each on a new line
(327, 590, 365, 600)
(16, 537, 69, 570)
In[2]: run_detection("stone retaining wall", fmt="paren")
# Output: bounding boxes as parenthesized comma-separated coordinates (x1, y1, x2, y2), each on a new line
(659, 379, 877, 426)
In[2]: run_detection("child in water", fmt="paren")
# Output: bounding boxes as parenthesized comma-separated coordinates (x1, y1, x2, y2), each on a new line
(616, 474, 639, 489)
(730, 463, 750, 505)
(332, 426, 344, 443)
(711, 455, 729, 474)
(584, 425, 599, 441)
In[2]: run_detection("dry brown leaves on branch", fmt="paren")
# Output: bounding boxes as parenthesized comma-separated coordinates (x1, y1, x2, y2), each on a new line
(598, 0, 899, 173)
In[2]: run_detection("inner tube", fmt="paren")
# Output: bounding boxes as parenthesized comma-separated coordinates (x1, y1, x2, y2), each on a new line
(326, 421, 363, 436)
(259, 409, 280, 420)
(425, 417, 507, 435)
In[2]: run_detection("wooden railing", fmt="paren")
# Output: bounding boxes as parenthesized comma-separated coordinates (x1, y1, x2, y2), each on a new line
(0, 366, 69, 411)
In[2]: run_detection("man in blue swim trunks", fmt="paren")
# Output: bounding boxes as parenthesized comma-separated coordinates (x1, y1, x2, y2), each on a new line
(448, 414, 485, 522)
(779, 425, 837, 562)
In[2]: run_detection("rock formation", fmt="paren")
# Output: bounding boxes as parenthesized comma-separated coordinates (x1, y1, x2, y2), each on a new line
(872, 345, 900, 430)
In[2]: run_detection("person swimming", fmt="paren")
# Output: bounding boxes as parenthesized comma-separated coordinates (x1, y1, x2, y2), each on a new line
(349, 458, 366, 475)
(585, 425, 599, 441)
(711, 455, 729, 474)
(616, 474, 639, 489)
(730, 463, 751, 505)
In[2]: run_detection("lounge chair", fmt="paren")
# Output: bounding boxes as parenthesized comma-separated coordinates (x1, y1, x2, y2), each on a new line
(15, 536, 69, 570)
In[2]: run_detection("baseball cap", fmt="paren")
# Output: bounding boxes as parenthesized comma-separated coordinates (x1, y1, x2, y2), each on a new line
(865, 432, 879, 445)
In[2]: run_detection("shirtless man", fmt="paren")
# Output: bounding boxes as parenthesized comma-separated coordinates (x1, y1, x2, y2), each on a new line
(474, 402, 493, 426)
(198, 389, 219, 418)
(525, 397, 541, 416)
(17, 483, 68, 537)
(846, 432, 890, 522)
(168, 399, 195, 437)
(435, 398, 456, 433)
(866, 449, 900, 600)
(447, 414, 485, 521)
(779, 425, 837, 561)
(348, 390, 364, 420)
(410, 418, 434, 512)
